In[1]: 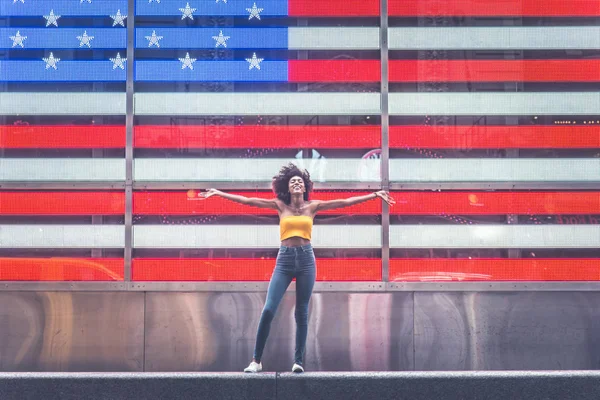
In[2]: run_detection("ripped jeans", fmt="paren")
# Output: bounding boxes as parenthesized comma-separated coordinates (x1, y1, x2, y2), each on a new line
(253, 244, 316, 365)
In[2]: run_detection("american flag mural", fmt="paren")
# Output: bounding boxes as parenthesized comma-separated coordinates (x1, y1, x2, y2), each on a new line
(0, 0, 599, 282)
(1, 0, 127, 281)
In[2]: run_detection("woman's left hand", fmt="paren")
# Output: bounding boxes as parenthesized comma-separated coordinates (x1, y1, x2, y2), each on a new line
(375, 190, 395, 206)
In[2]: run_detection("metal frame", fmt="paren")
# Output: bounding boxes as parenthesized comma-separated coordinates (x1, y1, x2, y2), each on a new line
(380, 0, 390, 282)
(132, 182, 384, 190)
(389, 182, 600, 190)
(1, 182, 596, 191)
(0, 6, 597, 292)
(3, 281, 600, 292)
(124, 0, 135, 281)
(0, 182, 126, 189)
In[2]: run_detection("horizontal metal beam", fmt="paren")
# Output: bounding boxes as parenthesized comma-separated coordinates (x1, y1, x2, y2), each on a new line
(3, 281, 600, 292)
(0, 182, 126, 190)
(390, 182, 600, 190)
(0, 281, 129, 291)
(0, 182, 597, 191)
(132, 182, 383, 190)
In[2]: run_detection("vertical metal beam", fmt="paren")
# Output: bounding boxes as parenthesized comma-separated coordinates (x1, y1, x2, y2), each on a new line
(124, 0, 135, 282)
(380, 0, 390, 282)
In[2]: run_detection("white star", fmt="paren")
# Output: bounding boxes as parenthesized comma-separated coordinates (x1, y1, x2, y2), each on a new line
(110, 53, 127, 70)
(77, 30, 94, 48)
(149, 0, 160, 2)
(13, 0, 25, 3)
(246, 3, 263, 20)
(10, 31, 27, 48)
(216, 0, 227, 3)
(145, 30, 163, 47)
(80, 0, 92, 3)
(245, 52, 263, 70)
(110, 9, 127, 27)
(43, 10, 61, 27)
(212, 30, 230, 47)
(178, 52, 196, 70)
(43, 52, 60, 70)
(179, 2, 196, 20)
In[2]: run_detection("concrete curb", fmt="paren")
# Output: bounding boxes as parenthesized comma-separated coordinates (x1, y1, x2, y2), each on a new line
(2, 371, 600, 400)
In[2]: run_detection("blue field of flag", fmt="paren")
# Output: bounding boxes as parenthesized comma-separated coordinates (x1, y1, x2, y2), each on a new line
(0, 60, 126, 81)
(135, 60, 288, 81)
(1, 28, 126, 49)
(1, 0, 127, 16)
(135, 0, 287, 16)
(135, 28, 288, 49)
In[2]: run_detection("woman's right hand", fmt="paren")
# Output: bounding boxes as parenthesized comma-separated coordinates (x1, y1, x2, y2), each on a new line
(199, 188, 220, 199)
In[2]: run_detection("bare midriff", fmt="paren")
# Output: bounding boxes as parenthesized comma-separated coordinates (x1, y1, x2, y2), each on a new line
(281, 236, 311, 247)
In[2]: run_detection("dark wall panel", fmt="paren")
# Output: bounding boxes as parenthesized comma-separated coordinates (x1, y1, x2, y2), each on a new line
(143, 292, 414, 372)
(414, 292, 600, 370)
(0, 292, 145, 372)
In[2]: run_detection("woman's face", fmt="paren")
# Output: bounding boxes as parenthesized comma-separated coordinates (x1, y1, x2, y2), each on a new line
(288, 176, 305, 195)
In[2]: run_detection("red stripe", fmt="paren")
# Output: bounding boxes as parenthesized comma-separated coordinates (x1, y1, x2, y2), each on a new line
(390, 192, 600, 215)
(135, 125, 380, 149)
(0, 126, 125, 149)
(133, 258, 381, 281)
(389, 0, 600, 16)
(134, 191, 599, 215)
(134, 191, 381, 215)
(5, 191, 595, 216)
(390, 259, 600, 281)
(0, 192, 125, 215)
(4, 124, 595, 150)
(389, 125, 600, 149)
(288, 0, 379, 16)
(0, 258, 124, 281)
(288, 60, 380, 82)
(390, 60, 600, 82)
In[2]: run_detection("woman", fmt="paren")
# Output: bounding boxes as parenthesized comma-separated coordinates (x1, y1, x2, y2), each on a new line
(200, 163, 395, 373)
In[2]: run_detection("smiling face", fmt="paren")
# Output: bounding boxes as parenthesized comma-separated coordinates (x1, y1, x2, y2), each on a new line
(288, 175, 305, 196)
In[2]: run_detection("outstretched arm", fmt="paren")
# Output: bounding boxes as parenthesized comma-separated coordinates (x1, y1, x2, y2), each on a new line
(314, 190, 395, 212)
(199, 189, 280, 210)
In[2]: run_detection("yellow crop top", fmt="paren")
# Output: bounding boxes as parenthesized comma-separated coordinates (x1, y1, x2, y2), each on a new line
(280, 216, 313, 241)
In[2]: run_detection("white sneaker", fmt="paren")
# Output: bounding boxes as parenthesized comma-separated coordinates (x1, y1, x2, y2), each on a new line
(244, 361, 262, 373)
(292, 363, 304, 373)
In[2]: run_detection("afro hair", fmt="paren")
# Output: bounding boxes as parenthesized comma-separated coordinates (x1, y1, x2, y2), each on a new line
(271, 163, 313, 204)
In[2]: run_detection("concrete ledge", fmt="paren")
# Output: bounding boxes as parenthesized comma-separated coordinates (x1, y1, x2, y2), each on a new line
(0, 372, 276, 400)
(278, 371, 600, 400)
(2, 371, 600, 400)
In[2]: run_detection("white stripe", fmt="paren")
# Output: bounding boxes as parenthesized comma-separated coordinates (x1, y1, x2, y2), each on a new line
(389, 27, 600, 49)
(2, 225, 593, 249)
(288, 27, 380, 50)
(134, 158, 381, 182)
(389, 159, 600, 182)
(389, 93, 600, 115)
(134, 225, 382, 248)
(0, 93, 126, 115)
(390, 225, 600, 248)
(134, 93, 381, 115)
(0, 226, 124, 248)
(0, 159, 126, 181)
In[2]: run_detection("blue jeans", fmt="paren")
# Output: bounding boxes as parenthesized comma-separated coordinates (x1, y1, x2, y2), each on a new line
(253, 244, 316, 365)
